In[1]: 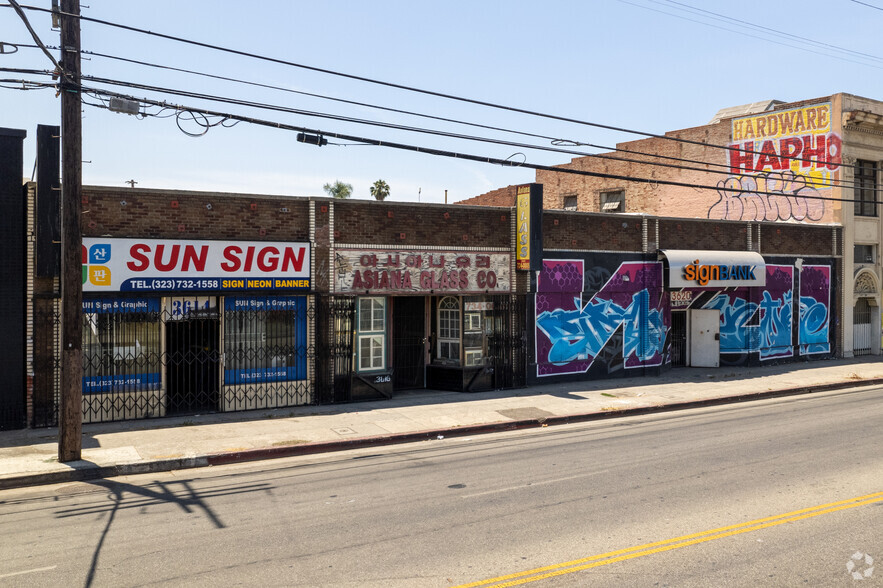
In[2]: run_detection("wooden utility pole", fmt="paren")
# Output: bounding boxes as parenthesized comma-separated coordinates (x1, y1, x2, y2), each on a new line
(58, 0, 82, 462)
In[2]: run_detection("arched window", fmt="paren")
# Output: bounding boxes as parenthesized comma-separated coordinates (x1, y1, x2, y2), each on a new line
(437, 296, 460, 363)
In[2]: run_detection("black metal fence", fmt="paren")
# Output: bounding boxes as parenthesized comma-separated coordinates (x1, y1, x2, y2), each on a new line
(488, 295, 526, 389)
(315, 296, 355, 403)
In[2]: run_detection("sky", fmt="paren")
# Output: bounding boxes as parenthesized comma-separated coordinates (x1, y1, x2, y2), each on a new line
(2, 0, 883, 204)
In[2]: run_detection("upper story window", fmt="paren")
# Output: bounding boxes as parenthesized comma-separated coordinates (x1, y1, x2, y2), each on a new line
(855, 160, 877, 218)
(563, 195, 578, 211)
(854, 244, 876, 265)
(600, 190, 624, 213)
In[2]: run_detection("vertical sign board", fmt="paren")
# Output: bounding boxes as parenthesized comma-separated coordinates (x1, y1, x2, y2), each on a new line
(516, 186, 531, 270)
(36, 125, 61, 279)
(515, 183, 543, 272)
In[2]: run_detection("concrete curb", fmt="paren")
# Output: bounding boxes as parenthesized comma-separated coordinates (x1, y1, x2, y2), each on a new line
(2, 378, 881, 491)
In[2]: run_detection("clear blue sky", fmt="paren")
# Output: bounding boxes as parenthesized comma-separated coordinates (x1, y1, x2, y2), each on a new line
(2, 0, 883, 203)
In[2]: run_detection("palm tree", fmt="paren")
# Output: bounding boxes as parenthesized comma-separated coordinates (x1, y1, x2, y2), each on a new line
(370, 179, 390, 201)
(323, 180, 353, 199)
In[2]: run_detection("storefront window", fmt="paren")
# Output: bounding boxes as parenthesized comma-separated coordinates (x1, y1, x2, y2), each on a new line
(224, 296, 307, 384)
(357, 297, 386, 371)
(82, 298, 162, 393)
(438, 296, 461, 363)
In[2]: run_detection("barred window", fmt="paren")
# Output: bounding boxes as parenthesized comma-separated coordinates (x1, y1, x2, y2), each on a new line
(357, 297, 386, 371)
(81, 298, 162, 393)
(437, 296, 461, 363)
(855, 160, 877, 217)
(224, 296, 307, 384)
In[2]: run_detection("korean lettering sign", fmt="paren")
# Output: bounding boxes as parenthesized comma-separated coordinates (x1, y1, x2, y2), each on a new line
(516, 185, 531, 270)
(334, 249, 511, 294)
(82, 238, 311, 292)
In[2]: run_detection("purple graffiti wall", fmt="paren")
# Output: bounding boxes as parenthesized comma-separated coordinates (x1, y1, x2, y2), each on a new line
(535, 260, 666, 377)
(799, 265, 831, 355)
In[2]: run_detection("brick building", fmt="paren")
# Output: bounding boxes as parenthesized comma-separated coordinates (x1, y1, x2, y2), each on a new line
(0, 127, 846, 429)
(463, 93, 883, 359)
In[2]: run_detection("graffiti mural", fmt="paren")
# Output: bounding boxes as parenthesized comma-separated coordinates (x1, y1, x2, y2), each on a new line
(535, 260, 666, 377)
(798, 265, 831, 355)
(709, 103, 840, 224)
(709, 171, 825, 222)
(701, 265, 794, 361)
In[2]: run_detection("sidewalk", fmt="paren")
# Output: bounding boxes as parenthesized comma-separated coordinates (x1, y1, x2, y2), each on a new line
(2, 357, 883, 490)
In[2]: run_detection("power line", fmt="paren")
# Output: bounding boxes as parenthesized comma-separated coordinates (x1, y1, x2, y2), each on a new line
(655, 0, 883, 65)
(62, 46, 869, 184)
(72, 71, 870, 192)
(76, 83, 872, 206)
(3, 61, 867, 193)
(849, 0, 883, 11)
(6, 0, 61, 72)
(618, 0, 883, 70)
(2, 3, 849, 170)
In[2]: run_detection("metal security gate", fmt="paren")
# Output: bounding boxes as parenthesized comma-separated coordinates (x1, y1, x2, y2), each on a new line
(392, 296, 426, 390)
(853, 298, 873, 356)
(488, 295, 526, 389)
(670, 311, 687, 367)
(166, 298, 220, 414)
(316, 296, 355, 403)
(30, 304, 61, 428)
(31, 297, 316, 426)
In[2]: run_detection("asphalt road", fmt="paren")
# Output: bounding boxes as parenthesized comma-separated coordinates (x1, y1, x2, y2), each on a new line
(1, 386, 882, 587)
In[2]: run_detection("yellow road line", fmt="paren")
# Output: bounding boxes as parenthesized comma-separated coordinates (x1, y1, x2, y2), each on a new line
(453, 490, 883, 588)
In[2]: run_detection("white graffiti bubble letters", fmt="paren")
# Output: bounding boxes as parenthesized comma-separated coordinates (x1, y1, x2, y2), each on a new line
(709, 171, 825, 223)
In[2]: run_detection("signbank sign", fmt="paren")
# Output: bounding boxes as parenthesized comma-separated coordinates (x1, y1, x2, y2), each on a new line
(660, 249, 766, 289)
(82, 238, 311, 292)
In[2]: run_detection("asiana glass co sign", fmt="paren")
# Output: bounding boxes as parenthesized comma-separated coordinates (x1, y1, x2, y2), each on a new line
(334, 248, 511, 294)
(82, 238, 311, 292)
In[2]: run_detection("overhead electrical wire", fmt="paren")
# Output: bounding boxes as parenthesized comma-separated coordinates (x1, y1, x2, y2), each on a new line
(1, 4, 875, 200)
(649, 0, 883, 65)
(74, 82, 871, 206)
(59, 46, 872, 186)
(848, 0, 883, 12)
(71, 70, 872, 193)
(1, 2, 851, 170)
(1, 62, 873, 194)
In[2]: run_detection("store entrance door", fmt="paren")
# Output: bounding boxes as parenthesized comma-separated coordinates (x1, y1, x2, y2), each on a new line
(166, 297, 220, 413)
(689, 308, 720, 368)
(393, 296, 426, 390)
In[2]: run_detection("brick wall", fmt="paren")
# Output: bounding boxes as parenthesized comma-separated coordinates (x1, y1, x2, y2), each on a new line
(333, 199, 510, 248)
(544, 211, 643, 251)
(760, 223, 836, 256)
(458, 185, 519, 208)
(536, 123, 733, 219)
(82, 186, 310, 241)
(658, 218, 747, 250)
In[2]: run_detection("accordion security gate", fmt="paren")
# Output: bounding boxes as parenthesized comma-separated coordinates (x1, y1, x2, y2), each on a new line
(31, 297, 316, 426)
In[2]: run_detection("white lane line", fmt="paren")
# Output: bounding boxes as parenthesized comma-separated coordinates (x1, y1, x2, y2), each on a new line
(0, 565, 58, 579)
(461, 469, 610, 498)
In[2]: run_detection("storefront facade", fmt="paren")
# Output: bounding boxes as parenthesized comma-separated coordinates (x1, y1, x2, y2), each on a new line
(76, 237, 312, 422)
(531, 249, 838, 383)
(11, 179, 841, 429)
(328, 247, 524, 398)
